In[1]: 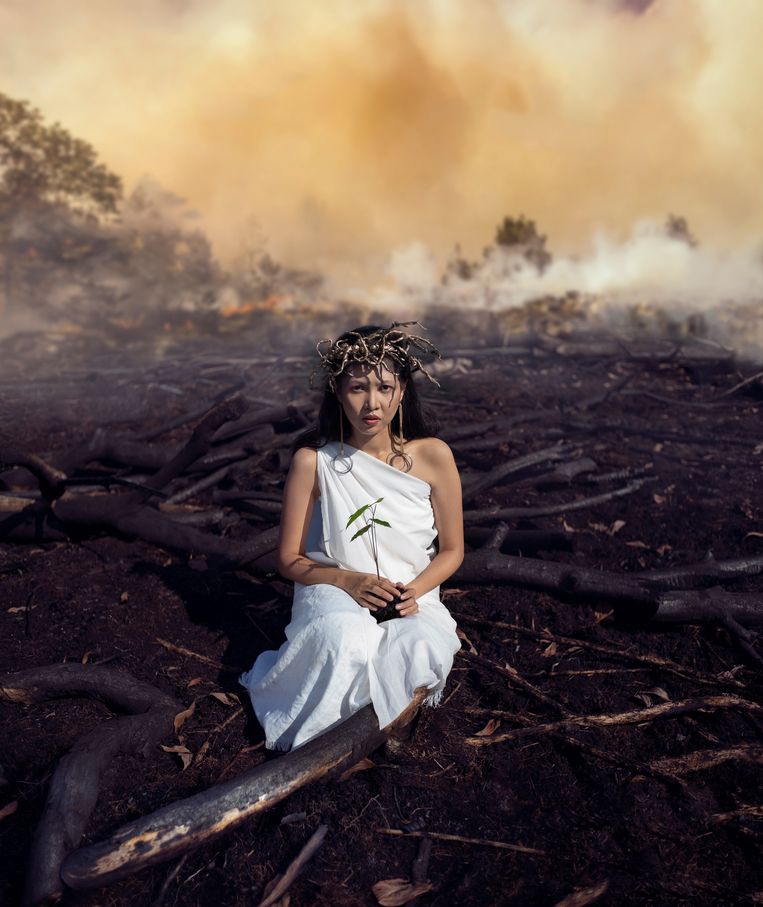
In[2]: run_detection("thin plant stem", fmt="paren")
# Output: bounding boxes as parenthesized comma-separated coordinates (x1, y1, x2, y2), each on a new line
(370, 503, 380, 579)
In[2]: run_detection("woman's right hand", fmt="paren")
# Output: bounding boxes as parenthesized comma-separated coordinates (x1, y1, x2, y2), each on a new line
(340, 572, 400, 613)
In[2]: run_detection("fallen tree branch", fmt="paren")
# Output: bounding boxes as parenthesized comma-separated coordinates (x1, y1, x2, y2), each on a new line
(0, 449, 67, 499)
(61, 687, 431, 890)
(648, 743, 763, 775)
(455, 546, 763, 651)
(552, 421, 753, 449)
(374, 827, 544, 855)
(257, 824, 328, 907)
(155, 637, 243, 673)
(0, 664, 179, 907)
(3, 394, 283, 568)
(457, 649, 571, 716)
(461, 443, 576, 504)
(451, 613, 747, 688)
(553, 880, 610, 907)
(136, 382, 247, 442)
(463, 527, 574, 554)
(465, 695, 763, 747)
(710, 804, 763, 826)
(463, 479, 651, 524)
(55, 429, 173, 475)
(717, 369, 763, 398)
(165, 465, 233, 505)
(50, 502, 280, 567)
(122, 395, 249, 507)
(212, 403, 302, 444)
(639, 554, 763, 589)
(464, 707, 690, 792)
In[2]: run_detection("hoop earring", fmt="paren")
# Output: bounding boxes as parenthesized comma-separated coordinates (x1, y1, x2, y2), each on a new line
(332, 398, 352, 474)
(388, 395, 412, 472)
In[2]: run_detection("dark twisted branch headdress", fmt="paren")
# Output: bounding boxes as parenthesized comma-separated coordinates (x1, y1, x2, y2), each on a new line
(310, 321, 443, 394)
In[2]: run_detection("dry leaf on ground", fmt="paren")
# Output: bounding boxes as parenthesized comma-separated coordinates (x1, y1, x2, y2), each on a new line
(160, 744, 193, 770)
(0, 801, 18, 822)
(173, 700, 197, 734)
(372, 878, 435, 906)
(339, 757, 376, 782)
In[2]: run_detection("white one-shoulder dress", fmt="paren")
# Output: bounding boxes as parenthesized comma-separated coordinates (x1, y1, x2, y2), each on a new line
(239, 440, 462, 752)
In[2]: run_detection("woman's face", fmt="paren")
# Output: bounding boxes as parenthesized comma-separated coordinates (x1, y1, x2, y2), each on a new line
(337, 360, 406, 441)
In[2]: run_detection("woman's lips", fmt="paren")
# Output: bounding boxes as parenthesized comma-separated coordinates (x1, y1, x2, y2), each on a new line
(363, 417, 380, 424)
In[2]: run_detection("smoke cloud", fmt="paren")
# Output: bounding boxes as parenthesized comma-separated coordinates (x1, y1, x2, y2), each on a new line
(2, 0, 762, 305)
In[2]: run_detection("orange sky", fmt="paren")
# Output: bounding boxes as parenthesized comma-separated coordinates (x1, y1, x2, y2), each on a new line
(1, 0, 761, 284)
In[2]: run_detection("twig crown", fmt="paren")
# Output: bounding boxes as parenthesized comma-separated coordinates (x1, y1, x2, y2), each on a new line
(310, 321, 442, 393)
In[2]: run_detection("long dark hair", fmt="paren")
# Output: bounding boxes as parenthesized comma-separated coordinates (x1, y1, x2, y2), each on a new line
(292, 324, 440, 453)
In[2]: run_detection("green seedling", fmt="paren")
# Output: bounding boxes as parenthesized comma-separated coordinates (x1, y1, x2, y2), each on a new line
(345, 497, 402, 622)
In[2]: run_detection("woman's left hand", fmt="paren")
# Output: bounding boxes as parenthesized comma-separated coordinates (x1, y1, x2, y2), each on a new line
(394, 582, 420, 617)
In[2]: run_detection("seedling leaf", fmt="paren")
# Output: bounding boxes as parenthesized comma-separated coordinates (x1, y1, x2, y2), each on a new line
(346, 497, 383, 528)
(350, 524, 373, 541)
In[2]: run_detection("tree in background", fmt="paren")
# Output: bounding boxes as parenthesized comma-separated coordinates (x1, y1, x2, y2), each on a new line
(441, 242, 479, 283)
(0, 92, 122, 216)
(0, 92, 123, 316)
(443, 214, 552, 286)
(665, 213, 698, 248)
(493, 214, 552, 273)
(0, 93, 228, 330)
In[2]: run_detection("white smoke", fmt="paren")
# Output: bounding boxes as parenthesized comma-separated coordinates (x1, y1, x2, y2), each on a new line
(353, 221, 763, 357)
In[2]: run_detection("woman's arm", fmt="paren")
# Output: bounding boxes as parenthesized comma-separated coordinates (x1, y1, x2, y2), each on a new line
(404, 438, 464, 600)
(276, 448, 400, 607)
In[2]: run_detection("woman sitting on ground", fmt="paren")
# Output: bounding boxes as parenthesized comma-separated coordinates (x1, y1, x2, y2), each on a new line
(239, 322, 464, 752)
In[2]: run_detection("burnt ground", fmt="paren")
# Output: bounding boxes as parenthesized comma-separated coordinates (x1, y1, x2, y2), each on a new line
(0, 329, 762, 906)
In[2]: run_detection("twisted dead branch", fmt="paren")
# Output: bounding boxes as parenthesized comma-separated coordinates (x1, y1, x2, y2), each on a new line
(457, 526, 763, 662)
(0, 664, 180, 907)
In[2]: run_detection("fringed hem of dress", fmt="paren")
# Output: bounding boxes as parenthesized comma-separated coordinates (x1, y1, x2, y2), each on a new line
(422, 685, 445, 709)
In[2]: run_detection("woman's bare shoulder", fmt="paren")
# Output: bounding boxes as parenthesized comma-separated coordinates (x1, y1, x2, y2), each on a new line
(289, 446, 320, 497)
(411, 437, 457, 486)
(292, 446, 318, 467)
(416, 437, 456, 463)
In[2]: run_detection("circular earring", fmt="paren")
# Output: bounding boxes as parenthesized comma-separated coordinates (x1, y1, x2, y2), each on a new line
(388, 394, 411, 472)
(332, 398, 352, 475)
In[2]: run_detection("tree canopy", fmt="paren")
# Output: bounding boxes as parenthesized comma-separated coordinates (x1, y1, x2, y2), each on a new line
(0, 92, 122, 217)
(494, 214, 552, 272)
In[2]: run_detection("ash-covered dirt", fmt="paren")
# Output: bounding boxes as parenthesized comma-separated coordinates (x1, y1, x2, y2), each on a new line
(1, 329, 762, 906)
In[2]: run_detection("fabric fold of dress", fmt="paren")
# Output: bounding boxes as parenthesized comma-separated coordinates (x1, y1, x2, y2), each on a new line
(239, 440, 462, 751)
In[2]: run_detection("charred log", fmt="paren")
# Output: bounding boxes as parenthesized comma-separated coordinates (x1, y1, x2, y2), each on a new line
(461, 443, 577, 504)
(0, 664, 180, 907)
(456, 536, 763, 661)
(61, 687, 430, 890)
(463, 479, 651, 524)
(463, 527, 574, 554)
